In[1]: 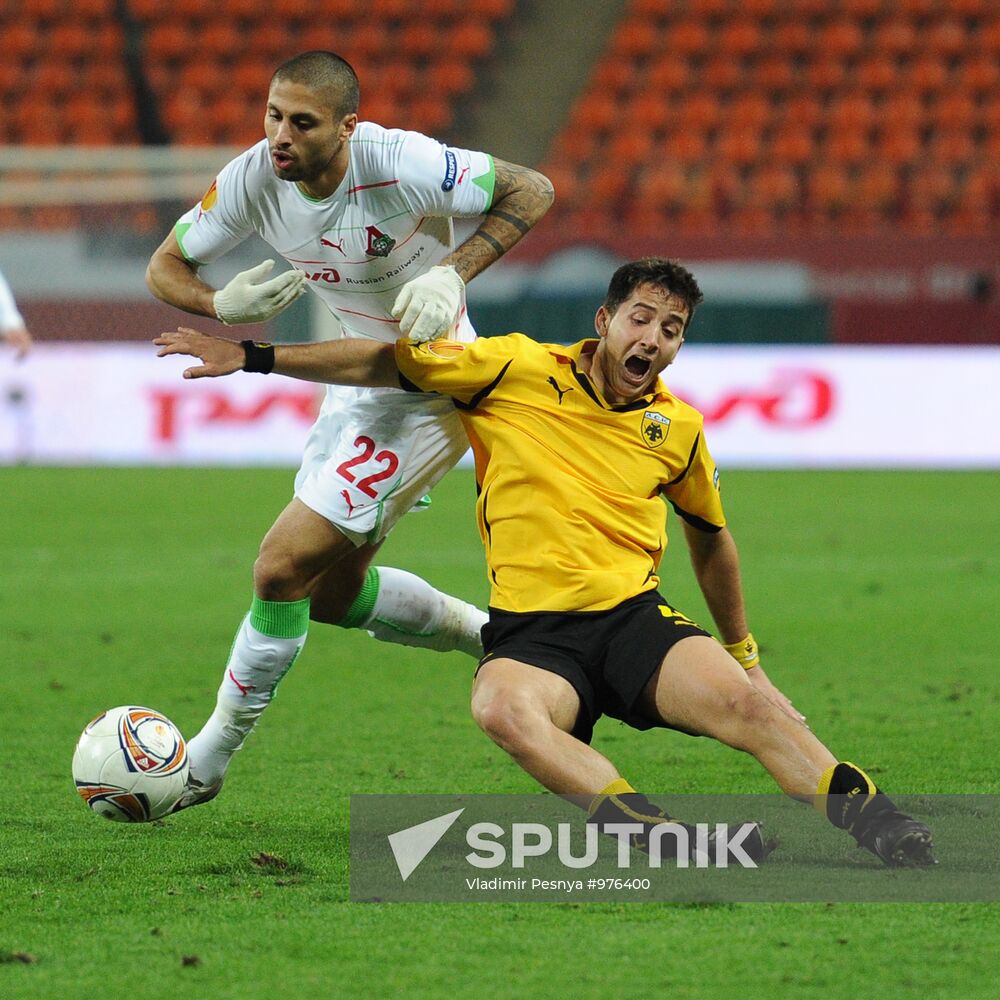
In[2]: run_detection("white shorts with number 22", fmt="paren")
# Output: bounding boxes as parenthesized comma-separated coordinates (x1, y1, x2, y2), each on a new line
(294, 382, 468, 546)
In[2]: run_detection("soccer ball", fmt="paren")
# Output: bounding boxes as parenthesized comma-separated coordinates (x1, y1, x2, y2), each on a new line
(72, 706, 189, 822)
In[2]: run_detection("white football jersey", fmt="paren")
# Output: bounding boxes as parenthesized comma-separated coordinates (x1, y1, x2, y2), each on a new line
(174, 122, 495, 342)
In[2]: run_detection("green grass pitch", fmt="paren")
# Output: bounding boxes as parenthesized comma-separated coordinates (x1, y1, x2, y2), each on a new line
(1, 466, 998, 999)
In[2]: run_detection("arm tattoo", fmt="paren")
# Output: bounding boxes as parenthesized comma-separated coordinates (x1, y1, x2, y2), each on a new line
(445, 158, 554, 284)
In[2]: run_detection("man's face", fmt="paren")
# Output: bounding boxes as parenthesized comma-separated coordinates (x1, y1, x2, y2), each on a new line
(264, 79, 355, 183)
(593, 282, 689, 403)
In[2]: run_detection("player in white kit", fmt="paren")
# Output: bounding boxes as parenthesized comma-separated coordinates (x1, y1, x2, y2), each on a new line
(146, 51, 554, 808)
(0, 268, 33, 358)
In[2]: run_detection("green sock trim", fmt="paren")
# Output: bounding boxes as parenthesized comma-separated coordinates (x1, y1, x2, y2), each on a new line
(249, 595, 311, 638)
(338, 566, 380, 629)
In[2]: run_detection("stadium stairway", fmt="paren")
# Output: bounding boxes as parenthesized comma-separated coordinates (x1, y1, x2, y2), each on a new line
(456, 0, 630, 165)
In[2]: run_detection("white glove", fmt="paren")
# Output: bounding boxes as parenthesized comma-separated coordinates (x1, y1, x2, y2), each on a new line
(213, 260, 307, 326)
(391, 265, 464, 342)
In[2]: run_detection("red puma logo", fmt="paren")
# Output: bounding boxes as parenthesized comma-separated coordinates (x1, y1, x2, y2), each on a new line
(321, 237, 346, 255)
(228, 669, 256, 697)
(457, 166, 469, 185)
(341, 489, 358, 516)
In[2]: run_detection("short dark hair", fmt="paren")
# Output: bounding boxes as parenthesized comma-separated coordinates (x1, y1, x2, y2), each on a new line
(603, 258, 704, 327)
(271, 51, 360, 119)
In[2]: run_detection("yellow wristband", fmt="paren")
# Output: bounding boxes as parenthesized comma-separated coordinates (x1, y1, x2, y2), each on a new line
(723, 633, 760, 670)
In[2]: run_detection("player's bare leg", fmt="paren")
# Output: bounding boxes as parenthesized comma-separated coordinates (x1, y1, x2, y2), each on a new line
(471, 659, 765, 862)
(640, 636, 935, 866)
(179, 498, 486, 811)
(472, 659, 620, 794)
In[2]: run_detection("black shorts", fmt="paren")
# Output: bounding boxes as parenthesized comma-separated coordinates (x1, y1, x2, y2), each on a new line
(478, 590, 712, 744)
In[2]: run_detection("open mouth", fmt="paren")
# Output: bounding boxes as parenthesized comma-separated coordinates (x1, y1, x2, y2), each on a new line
(624, 355, 651, 381)
(272, 151, 295, 169)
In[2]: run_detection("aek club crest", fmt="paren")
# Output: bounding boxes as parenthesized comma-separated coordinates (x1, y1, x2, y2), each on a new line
(641, 411, 671, 448)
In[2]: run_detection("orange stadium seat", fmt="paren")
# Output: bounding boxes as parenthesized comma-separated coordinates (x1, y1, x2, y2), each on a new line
(399, 22, 441, 58)
(872, 19, 918, 58)
(959, 56, 1000, 96)
(645, 58, 690, 94)
(816, 19, 865, 60)
(246, 22, 296, 60)
(409, 95, 451, 134)
(73, 0, 114, 15)
(715, 128, 763, 168)
(826, 93, 877, 132)
(636, 162, 688, 211)
(447, 19, 494, 59)
(608, 126, 656, 166)
(232, 60, 274, 98)
(200, 21, 244, 59)
(926, 20, 968, 58)
(905, 55, 949, 96)
(629, 92, 675, 133)
(821, 127, 870, 168)
(4, 22, 41, 58)
(874, 125, 923, 167)
(675, 91, 722, 132)
(980, 20, 1000, 55)
(770, 125, 817, 167)
(853, 54, 898, 94)
(661, 129, 709, 166)
(780, 93, 824, 129)
(586, 165, 631, 205)
(854, 164, 901, 216)
(771, 21, 813, 58)
(573, 94, 618, 131)
(425, 60, 475, 97)
(20, 0, 64, 18)
(752, 55, 797, 95)
(807, 164, 852, 217)
(803, 58, 847, 94)
(841, 0, 883, 16)
(722, 93, 771, 130)
(702, 54, 744, 92)
(928, 130, 977, 167)
(47, 22, 96, 58)
(30, 62, 78, 97)
(145, 22, 192, 61)
(631, 0, 672, 17)
(929, 92, 978, 131)
(746, 163, 801, 215)
(687, 0, 732, 17)
(741, 0, 779, 15)
(592, 59, 637, 94)
(880, 92, 925, 130)
(668, 20, 711, 58)
(717, 19, 763, 58)
(611, 19, 660, 60)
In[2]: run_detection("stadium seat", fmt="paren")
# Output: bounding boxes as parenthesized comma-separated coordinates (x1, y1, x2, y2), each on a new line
(715, 128, 762, 168)
(817, 19, 865, 60)
(821, 128, 870, 168)
(572, 94, 618, 131)
(928, 130, 977, 167)
(770, 126, 816, 167)
(661, 129, 709, 166)
(855, 165, 900, 220)
(717, 19, 764, 58)
(636, 162, 688, 211)
(874, 125, 923, 167)
(592, 59, 638, 94)
(872, 19, 918, 58)
(826, 93, 877, 132)
(772, 20, 813, 58)
(703, 54, 745, 92)
(669, 19, 711, 57)
(447, 19, 494, 59)
(928, 92, 978, 131)
(609, 127, 656, 166)
(722, 93, 771, 130)
(675, 91, 722, 132)
(803, 58, 847, 94)
(610, 19, 660, 60)
(629, 92, 675, 133)
(746, 163, 800, 214)
(853, 55, 898, 94)
(752, 55, 796, 95)
(645, 57, 690, 93)
(807, 164, 852, 217)
(905, 56, 949, 95)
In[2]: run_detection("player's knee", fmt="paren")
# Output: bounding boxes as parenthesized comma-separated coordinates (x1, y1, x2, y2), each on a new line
(721, 685, 777, 747)
(471, 687, 543, 755)
(253, 548, 306, 602)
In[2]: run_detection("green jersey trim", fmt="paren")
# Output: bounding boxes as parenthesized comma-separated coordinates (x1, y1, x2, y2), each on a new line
(173, 222, 204, 266)
(473, 155, 496, 206)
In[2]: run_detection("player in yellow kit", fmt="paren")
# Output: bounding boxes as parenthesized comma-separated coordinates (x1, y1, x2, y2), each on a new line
(156, 257, 935, 867)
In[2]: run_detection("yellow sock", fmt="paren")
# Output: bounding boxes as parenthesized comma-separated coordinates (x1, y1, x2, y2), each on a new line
(588, 778, 636, 816)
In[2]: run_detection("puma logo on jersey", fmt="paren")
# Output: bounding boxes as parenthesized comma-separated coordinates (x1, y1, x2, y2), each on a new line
(321, 236, 346, 255)
(546, 377, 573, 404)
(341, 489, 359, 516)
(457, 166, 470, 186)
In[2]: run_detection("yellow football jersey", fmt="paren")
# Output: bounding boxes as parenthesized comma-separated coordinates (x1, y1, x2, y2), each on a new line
(395, 334, 726, 613)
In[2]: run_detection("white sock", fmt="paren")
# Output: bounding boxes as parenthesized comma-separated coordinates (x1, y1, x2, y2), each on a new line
(186, 597, 309, 787)
(341, 566, 486, 658)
